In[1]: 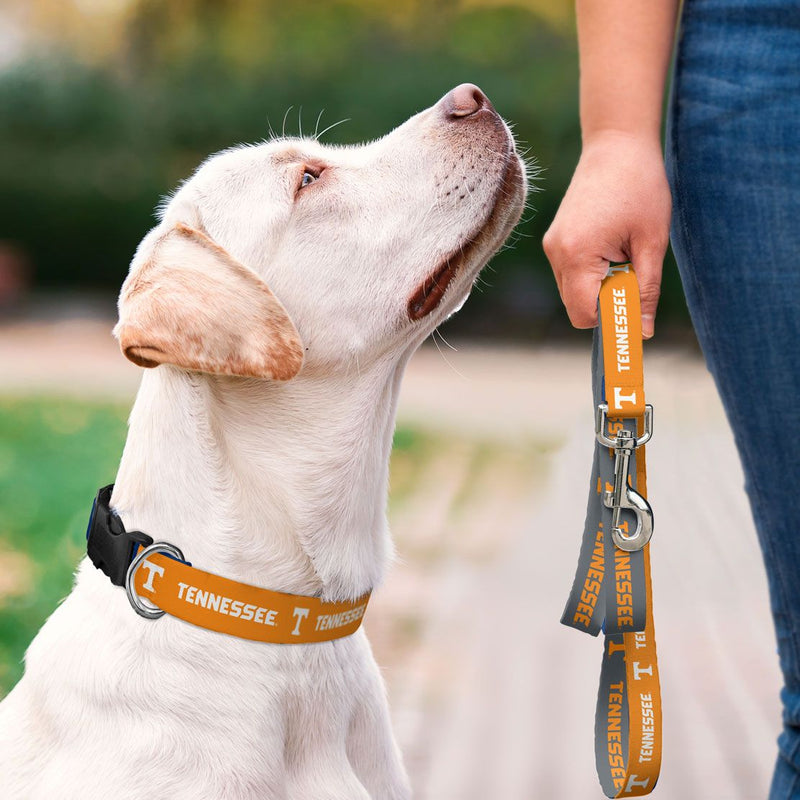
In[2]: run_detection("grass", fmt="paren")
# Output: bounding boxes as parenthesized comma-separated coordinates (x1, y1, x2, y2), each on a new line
(0, 396, 429, 695)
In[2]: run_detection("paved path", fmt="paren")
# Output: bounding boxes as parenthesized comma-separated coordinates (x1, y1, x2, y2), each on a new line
(0, 320, 783, 798)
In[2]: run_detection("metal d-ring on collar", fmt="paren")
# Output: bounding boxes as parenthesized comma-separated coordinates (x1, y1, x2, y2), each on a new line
(595, 403, 654, 552)
(125, 541, 185, 619)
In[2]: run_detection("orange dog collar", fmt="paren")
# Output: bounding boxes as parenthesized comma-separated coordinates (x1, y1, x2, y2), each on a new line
(86, 487, 369, 644)
(126, 543, 370, 644)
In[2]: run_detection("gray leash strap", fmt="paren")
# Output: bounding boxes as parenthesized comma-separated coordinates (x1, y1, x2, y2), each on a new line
(561, 330, 647, 637)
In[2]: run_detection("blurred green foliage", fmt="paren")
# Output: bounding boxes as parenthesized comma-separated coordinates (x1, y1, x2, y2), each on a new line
(0, 0, 687, 337)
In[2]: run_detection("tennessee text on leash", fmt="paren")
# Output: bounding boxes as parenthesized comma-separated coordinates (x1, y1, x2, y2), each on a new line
(0, 84, 527, 799)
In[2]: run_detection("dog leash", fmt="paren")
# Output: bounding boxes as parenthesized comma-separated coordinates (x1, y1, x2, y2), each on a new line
(561, 263, 662, 796)
(86, 485, 370, 643)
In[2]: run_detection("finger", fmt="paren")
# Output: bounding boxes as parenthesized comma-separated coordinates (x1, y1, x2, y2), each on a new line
(630, 244, 665, 339)
(559, 260, 610, 329)
(543, 228, 612, 329)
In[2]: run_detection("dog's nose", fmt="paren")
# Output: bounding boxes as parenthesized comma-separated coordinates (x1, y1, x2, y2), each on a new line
(443, 83, 492, 118)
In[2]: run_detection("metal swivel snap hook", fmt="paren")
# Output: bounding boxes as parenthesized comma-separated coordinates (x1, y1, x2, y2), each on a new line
(595, 404, 654, 552)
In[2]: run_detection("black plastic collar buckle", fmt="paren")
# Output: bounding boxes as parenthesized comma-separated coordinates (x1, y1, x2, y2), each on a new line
(86, 484, 153, 586)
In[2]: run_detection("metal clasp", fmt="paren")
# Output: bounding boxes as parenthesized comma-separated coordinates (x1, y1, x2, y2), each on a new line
(125, 541, 185, 619)
(595, 404, 654, 552)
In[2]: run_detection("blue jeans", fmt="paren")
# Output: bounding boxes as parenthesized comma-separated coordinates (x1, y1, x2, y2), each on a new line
(666, 0, 800, 796)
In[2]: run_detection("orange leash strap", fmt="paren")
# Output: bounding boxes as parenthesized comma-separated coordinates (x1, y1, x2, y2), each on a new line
(562, 263, 662, 796)
(126, 545, 370, 644)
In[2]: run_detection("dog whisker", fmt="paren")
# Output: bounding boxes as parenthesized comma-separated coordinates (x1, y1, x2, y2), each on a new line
(281, 106, 294, 139)
(313, 109, 325, 141)
(316, 117, 351, 141)
(433, 327, 458, 352)
(431, 329, 466, 379)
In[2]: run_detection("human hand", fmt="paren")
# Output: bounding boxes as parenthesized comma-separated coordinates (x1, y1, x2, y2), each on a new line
(542, 132, 672, 339)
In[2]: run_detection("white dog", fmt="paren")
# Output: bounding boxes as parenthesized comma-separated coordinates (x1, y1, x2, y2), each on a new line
(0, 83, 526, 799)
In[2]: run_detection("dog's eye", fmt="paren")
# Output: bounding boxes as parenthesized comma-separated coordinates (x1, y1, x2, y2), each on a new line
(300, 171, 317, 188)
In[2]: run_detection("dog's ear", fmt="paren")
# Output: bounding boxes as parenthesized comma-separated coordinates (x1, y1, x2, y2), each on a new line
(114, 223, 304, 380)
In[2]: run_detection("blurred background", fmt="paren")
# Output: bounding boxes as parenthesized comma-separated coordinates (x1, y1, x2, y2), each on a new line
(0, 2, 782, 798)
(0, 0, 692, 337)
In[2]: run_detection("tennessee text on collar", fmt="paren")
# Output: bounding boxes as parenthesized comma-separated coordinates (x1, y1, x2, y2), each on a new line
(561, 262, 663, 798)
(86, 484, 371, 644)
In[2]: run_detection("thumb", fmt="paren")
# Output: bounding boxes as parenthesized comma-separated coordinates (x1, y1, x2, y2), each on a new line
(630, 245, 665, 340)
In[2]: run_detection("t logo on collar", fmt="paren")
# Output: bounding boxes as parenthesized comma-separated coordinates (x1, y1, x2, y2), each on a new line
(140, 560, 164, 593)
(291, 607, 310, 636)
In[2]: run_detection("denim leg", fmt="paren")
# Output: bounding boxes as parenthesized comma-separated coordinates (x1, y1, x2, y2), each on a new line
(666, 1, 800, 796)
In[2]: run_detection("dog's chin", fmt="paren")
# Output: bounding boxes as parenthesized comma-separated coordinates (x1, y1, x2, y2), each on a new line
(407, 153, 526, 322)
